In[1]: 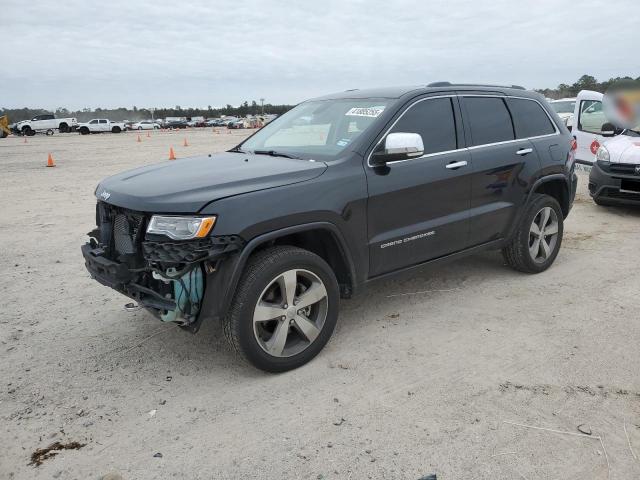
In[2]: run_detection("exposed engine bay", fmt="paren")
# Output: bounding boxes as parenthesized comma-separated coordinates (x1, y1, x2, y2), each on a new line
(81, 202, 243, 327)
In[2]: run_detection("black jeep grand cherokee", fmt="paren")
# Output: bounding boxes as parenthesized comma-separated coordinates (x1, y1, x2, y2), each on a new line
(82, 83, 577, 372)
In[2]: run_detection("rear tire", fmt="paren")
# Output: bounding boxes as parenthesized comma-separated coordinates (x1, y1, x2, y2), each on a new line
(223, 246, 339, 372)
(112, 126, 121, 133)
(59, 123, 68, 133)
(502, 194, 564, 273)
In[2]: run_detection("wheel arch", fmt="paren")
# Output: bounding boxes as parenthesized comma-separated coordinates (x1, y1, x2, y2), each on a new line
(235, 223, 356, 299)
(194, 222, 357, 333)
(528, 174, 571, 217)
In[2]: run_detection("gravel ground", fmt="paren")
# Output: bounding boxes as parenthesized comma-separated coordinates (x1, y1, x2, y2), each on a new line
(1, 129, 639, 480)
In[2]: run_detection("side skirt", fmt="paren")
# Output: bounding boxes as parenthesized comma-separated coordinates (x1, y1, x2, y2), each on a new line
(364, 238, 505, 287)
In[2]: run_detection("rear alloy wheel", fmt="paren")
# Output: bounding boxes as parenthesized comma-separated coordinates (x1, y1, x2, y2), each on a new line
(528, 207, 559, 264)
(502, 194, 563, 273)
(223, 246, 339, 372)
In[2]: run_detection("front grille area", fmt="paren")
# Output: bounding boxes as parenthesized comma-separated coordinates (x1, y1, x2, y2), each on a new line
(610, 163, 639, 175)
(96, 202, 146, 260)
(113, 213, 144, 255)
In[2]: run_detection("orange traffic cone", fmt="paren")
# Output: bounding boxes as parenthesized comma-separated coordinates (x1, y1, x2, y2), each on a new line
(137, 134, 142, 143)
(169, 147, 176, 160)
(46, 153, 56, 167)
(183, 138, 189, 147)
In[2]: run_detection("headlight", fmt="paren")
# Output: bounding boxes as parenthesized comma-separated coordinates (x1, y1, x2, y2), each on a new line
(147, 215, 216, 240)
(596, 145, 610, 164)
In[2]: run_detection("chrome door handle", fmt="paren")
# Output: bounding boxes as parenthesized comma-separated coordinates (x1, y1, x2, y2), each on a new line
(445, 160, 468, 170)
(516, 148, 533, 156)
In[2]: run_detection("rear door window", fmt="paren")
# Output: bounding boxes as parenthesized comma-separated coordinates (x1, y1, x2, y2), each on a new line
(462, 97, 514, 146)
(388, 97, 457, 155)
(507, 98, 556, 138)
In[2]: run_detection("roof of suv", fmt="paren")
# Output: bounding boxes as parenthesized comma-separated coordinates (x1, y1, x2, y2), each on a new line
(311, 83, 539, 101)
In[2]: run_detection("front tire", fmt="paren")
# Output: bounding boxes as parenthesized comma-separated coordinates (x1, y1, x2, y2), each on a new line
(223, 246, 339, 372)
(502, 194, 564, 273)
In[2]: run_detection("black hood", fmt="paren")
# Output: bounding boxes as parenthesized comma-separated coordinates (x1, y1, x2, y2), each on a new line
(96, 152, 327, 213)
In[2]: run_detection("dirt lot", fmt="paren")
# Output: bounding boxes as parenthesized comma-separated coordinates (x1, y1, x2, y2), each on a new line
(1, 129, 639, 480)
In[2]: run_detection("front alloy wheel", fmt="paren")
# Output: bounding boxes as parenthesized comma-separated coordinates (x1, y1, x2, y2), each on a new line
(253, 269, 328, 358)
(223, 246, 339, 372)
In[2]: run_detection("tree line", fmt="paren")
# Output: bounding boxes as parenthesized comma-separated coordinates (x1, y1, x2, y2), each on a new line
(1, 101, 294, 124)
(535, 74, 639, 99)
(3, 75, 639, 123)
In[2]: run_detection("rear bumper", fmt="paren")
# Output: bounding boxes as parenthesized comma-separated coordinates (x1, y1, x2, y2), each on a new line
(589, 162, 640, 206)
(569, 172, 578, 209)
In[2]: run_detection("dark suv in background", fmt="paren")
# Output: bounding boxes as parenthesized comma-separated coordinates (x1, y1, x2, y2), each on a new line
(82, 82, 577, 371)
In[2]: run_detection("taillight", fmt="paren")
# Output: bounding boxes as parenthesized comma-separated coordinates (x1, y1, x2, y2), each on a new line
(570, 138, 577, 151)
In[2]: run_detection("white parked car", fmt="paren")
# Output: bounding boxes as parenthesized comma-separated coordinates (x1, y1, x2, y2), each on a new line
(77, 119, 126, 134)
(588, 127, 640, 206)
(549, 98, 576, 129)
(131, 121, 160, 130)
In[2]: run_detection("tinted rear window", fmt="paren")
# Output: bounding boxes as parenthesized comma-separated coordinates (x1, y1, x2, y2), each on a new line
(508, 98, 556, 138)
(463, 97, 514, 146)
(389, 97, 457, 154)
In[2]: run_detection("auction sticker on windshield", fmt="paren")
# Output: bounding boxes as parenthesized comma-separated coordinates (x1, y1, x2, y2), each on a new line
(345, 106, 385, 117)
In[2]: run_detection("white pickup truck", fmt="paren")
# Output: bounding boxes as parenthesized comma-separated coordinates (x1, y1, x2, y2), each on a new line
(77, 119, 126, 134)
(13, 114, 78, 136)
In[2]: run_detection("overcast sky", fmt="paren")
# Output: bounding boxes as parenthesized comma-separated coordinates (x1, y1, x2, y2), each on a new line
(2, 0, 638, 110)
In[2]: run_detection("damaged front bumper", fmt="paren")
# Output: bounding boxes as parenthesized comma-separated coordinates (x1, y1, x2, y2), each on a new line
(82, 204, 244, 331)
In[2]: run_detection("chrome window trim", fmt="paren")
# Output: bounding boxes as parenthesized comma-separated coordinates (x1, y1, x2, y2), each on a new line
(367, 94, 561, 167)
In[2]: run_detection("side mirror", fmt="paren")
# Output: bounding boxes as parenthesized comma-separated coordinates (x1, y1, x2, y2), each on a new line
(601, 122, 617, 137)
(371, 132, 424, 166)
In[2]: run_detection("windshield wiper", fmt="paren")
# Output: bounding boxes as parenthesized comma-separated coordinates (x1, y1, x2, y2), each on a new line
(228, 146, 246, 153)
(253, 149, 301, 159)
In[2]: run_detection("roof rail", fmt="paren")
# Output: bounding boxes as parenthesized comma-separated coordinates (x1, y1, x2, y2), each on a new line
(427, 81, 526, 90)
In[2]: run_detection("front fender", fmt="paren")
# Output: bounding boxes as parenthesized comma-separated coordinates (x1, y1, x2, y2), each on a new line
(192, 222, 357, 333)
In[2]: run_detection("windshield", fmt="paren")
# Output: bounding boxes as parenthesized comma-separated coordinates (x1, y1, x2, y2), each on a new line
(550, 100, 576, 114)
(238, 99, 392, 160)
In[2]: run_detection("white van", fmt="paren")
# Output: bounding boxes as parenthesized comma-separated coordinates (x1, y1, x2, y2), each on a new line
(572, 90, 609, 170)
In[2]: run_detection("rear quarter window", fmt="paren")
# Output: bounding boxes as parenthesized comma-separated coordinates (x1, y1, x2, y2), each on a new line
(507, 98, 556, 138)
(462, 97, 514, 146)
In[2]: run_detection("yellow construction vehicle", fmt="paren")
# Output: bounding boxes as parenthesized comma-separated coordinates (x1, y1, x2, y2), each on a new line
(0, 115, 10, 138)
